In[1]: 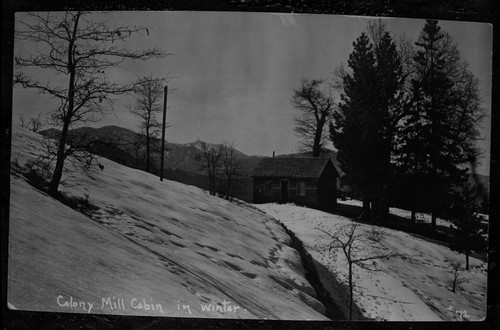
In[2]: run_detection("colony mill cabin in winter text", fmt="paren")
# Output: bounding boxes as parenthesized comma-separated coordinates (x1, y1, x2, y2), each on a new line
(252, 157, 339, 210)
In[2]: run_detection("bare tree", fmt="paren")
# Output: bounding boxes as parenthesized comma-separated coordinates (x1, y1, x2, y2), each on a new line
(292, 78, 335, 157)
(318, 223, 401, 320)
(220, 141, 242, 200)
(128, 134, 147, 169)
(130, 75, 168, 173)
(18, 112, 44, 132)
(448, 261, 468, 294)
(200, 141, 223, 196)
(14, 11, 168, 196)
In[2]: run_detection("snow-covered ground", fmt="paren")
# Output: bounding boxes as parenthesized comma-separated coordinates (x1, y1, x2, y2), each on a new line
(340, 198, 489, 228)
(8, 127, 328, 320)
(255, 203, 487, 321)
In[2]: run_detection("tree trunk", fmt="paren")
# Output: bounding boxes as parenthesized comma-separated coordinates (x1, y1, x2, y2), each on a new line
(383, 204, 389, 221)
(312, 121, 324, 157)
(146, 131, 151, 173)
(348, 262, 353, 321)
(372, 194, 388, 225)
(226, 175, 231, 200)
(206, 164, 213, 195)
(211, 170, 216, 196)
(48, 125, 69, 196)
(209, 175, 213, 195)
(465, 250, 470, 270)
(374, 203, 389, 225)
(49, 22, 79, 196)
(431, 212, 437, 230)
(411, 210, 416, 223)
(312, 137, 321, 157)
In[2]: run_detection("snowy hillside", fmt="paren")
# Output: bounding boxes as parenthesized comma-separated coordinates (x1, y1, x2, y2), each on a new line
(255, 203, 487, 321)
(8, 127, 328, 320)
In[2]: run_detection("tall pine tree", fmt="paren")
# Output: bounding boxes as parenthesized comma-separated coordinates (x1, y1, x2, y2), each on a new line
(331, 26, 404, 224)
(396, 20, 485, 229)
(371, 29, 406, 223)
(331, 33, 377, 220)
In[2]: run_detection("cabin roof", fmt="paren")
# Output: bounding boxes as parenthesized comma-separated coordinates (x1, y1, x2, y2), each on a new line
(253, 157, 338, 179)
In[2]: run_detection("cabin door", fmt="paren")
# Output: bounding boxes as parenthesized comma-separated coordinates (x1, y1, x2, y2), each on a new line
(280, 180, 288, 203)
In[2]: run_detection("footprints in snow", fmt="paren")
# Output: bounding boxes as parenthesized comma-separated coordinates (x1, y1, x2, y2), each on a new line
(196, 251, 211, 259)
(196, 250, 259, 280)
(92, 205, 189, 248)
(223, 261, 242, 271)
(195, 242, 219, 252)
(92, 204, 263, 281)
(171, 240, 187, 248)
(227, 253, 245, 260)
(268, 243, 283, 264)
(160, 228, 183, 240)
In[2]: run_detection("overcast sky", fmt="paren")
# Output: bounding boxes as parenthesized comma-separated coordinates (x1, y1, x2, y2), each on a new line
(12, 11, 492, 175)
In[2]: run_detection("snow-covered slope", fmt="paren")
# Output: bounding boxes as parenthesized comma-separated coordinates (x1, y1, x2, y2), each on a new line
(8, 127, 327, 320)
(255, 203, 487, 321)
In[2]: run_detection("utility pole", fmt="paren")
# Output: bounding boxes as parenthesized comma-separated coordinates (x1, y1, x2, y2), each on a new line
(160, 85, 168, 182)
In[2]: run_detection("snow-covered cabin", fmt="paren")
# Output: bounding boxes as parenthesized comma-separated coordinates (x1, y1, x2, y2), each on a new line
(252, 157, 339, 210)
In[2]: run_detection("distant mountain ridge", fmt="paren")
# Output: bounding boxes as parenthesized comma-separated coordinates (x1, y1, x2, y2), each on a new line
(39, 125, 339, 175)
(40, 125, 221, 174)
(38, 126, 264, 201)
(37, 125, 489, 207)
(37, 125, 341, 202)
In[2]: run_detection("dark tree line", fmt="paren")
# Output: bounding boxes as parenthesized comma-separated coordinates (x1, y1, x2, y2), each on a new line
(329, 19, 485, 225)
(293, 19, 487, 264)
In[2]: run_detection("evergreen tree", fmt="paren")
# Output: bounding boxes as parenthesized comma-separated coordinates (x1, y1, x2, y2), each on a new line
(370, 29, 406, 223)
(397, 20, 485, 229)
(392, 116, 435, 222)
(331, 27, 404, 223)
(331, 33, 377, 220)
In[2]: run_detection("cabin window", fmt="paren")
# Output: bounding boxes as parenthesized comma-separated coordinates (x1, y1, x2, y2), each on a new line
(298, 181, 306, 197)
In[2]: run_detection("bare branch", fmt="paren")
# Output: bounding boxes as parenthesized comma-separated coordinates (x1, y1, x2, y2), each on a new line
(14, 11, 171, 195)
(292, 78, 335, 156)
(129, 75, 169, 172)
(318, 222, 401, 320)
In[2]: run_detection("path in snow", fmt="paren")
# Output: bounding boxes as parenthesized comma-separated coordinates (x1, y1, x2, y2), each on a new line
(255, 203, 487, 321)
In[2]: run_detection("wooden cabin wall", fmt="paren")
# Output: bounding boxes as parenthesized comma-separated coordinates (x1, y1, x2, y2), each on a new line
(253, 177, 321, 207)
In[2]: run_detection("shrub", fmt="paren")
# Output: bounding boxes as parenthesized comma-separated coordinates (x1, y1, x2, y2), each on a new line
(21, 160, 52, 191)
(57, 192, 99, 217)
